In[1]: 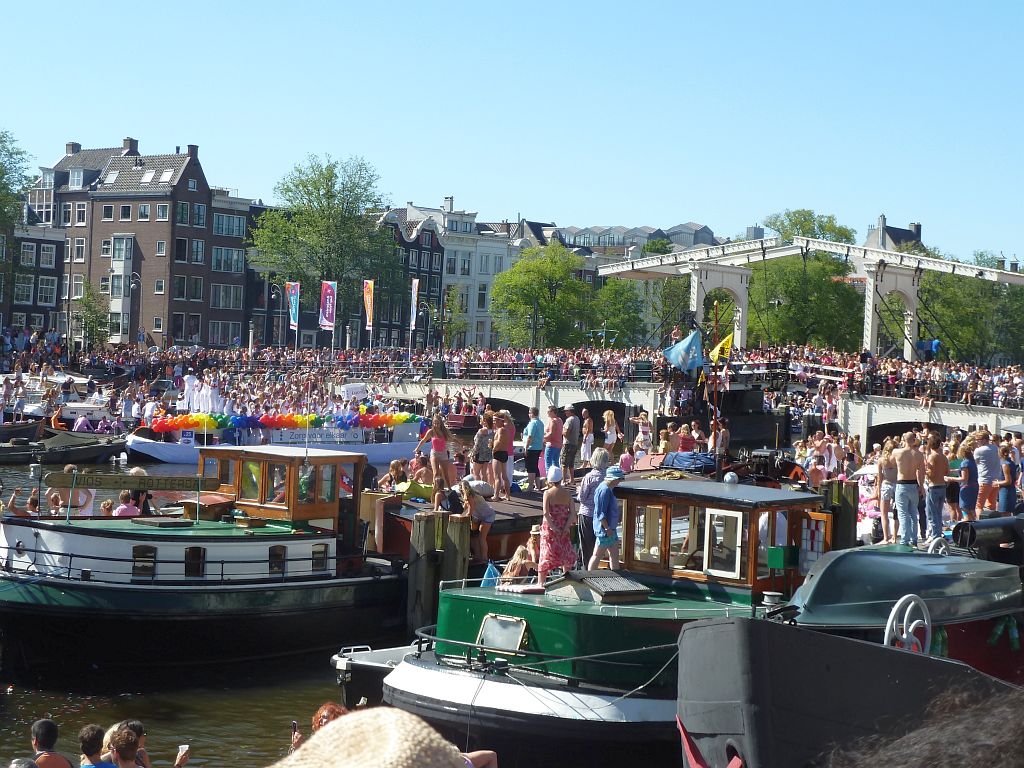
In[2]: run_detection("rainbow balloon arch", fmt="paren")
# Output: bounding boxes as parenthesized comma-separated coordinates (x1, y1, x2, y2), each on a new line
(150, 411, 426, 434)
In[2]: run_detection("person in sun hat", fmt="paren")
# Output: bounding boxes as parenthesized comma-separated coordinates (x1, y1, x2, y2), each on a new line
(538, 466, 576, 586)
(270, 707, 496, 768)
(587, 466, 625, 571)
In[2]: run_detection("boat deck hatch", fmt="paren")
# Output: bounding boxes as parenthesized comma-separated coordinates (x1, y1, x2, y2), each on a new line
(130, 518, 197, 528)
(567, 570, 651, 604)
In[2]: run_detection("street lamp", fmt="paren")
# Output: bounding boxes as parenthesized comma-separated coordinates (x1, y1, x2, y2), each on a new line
(270, 283, 285, 347)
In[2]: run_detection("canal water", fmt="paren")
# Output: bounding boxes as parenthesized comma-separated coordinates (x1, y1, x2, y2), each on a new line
(0, 460, 395, 767)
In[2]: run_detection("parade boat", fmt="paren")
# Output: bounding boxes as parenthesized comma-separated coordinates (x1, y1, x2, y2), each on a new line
(0, 444, 404, 678)
(0, 428, 126, 465)
(340, 479, 833, 759)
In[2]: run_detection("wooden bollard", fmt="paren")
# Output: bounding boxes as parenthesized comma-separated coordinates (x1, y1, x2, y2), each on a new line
(407, 512, 439, 634)
(441, 513, 472, 584)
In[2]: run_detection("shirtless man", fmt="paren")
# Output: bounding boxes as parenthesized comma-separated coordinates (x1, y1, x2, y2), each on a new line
(924, 431, 950, 541)
(893, 432, 926, 546)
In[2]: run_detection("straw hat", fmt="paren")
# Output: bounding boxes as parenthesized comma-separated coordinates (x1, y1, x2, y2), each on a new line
(530, 524, 541, 536)
(269, 708, 463, 768)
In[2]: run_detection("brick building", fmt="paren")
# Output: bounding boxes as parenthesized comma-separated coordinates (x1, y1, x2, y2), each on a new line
(0, 223, 66, 334)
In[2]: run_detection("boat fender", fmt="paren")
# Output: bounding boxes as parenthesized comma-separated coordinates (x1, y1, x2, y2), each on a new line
(9, 437, 29, 446)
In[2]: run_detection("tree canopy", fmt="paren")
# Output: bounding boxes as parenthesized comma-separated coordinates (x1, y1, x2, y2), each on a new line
(249, 155, 399, 315)
(0, 129, 29, 233)
(763, 209, 857, 244)
(591, 278, 645, 346)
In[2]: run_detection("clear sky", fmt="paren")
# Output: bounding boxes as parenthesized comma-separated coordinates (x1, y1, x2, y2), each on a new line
(5, 1, 1021, 260)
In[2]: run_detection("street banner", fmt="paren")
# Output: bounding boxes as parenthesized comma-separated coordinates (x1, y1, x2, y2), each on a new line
(363, 279, 374, 330)
(409, 278, 420, 330)
(319, 281, 337, 330)
(285, 281, 301, 331)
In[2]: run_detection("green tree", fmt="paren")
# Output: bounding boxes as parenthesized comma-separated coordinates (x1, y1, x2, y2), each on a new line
(441, 285, 468, 348)
(643, 238, 672, 254)
(249, 155, 400, 316)
(591, 279, 644, 346)
(647, 274, 691, 343)
(762, 209, 857, 244)
(78, 281, 110, 350)
(0, 129, 30, 233)
(491, 242, 590, 347)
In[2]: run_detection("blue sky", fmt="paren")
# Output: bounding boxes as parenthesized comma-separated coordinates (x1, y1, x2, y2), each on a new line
(6, 1, 1021, 259)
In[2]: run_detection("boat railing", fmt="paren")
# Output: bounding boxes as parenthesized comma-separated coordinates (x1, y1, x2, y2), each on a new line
(0, 543, 400, 586)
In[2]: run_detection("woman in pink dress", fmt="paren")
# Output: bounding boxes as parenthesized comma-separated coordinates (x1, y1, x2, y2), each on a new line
(538, 466, 577, 586)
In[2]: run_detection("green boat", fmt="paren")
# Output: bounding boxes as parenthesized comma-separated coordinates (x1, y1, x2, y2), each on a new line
(0, 444, 404, 678)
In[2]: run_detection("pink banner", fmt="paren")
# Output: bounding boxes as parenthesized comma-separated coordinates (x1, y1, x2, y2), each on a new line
(319, 281, 337, 330)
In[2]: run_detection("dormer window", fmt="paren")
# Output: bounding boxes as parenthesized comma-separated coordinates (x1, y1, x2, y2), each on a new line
(41, 171, 54, 189)
(69, 169, 83, 189)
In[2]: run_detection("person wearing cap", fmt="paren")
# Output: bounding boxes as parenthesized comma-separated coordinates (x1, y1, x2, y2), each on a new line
(561, 404, 581, 488)
(538, 466, 576, 586)
(587, 466, 625, 571)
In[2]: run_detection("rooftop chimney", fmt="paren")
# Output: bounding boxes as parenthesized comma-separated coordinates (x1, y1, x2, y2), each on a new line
(442, 196, 454, 213)
(187, 144, 198, 159)
(175, 146, 180, 154)
(66, 142, 81, 155)
(122, 137, 139, 154)
(909, 222, 921, 239)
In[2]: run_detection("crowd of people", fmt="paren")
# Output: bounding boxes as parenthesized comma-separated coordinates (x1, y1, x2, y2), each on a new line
(14, 717, 189, 768)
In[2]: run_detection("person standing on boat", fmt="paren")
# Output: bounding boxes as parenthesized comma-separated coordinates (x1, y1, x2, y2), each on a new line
(181, 368, 198, 412)
(996, 444, 1020, 516)
(491, 412, 512, 502)
(576, 447, 609, 566)
(538, 466, 576, 586)
(893, 432, 926, 546)
(974, 431, 1001, 516)
(522, 407, 544, 492)
(414, 414, 460, 489)
(875, 440, 899, 542)
(543, 406, 563, 474)
(579, 408, 595, 468)
(923, 431, 950, 541)
(472, 413, 495, 488)
(588, 466, 625, 571)
(561, 404, 580, 488)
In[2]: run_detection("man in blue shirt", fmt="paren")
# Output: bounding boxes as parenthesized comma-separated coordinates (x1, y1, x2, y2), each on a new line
(522, 407, 545, 492)
(588, 466, 625, 570)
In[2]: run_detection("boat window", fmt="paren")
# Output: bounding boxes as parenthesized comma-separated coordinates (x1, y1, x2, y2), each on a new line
(703, 508, 744, 579)
(633, 504, 665, 565)
(203, 458, 234, 486)
(184, 546, 206, 578)
(476, 614, 527, 652)
(298, 463, 315, 504)
(318, 465, 337, 503)
(268, 463, 288, 505)
(671, 506, 704, 572)
(240, 461, 261, 500)
(757, 510, 789, 579)
(311, 543, 329, 571)
(269, 545, 287, 576)
(132, 545, 157, 579)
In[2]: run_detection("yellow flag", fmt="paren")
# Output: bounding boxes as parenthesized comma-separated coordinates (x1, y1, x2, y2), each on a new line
(709, 333, 733, 363)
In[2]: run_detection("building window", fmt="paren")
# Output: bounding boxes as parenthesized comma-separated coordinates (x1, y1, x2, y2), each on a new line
(176, 201, 189, 225)
(495, 255, 504, 273)
(191, 240, 204, 264)
(446, 254, 455, 274)
(99, 277, 110, 294)
(101, 239, 112, 257)
(20, 243, 36, 267)
(189, 276, 204, 301)
(174, 238, 188, 262)
(37, 276, 57, 308)
(479, 253, 490, 274)
(69, 169, 83, 190)
(458, 288, 469, 313)
(448, 220, 458, 231)
(421, 232, 431, 247)
(60, 203, 71, 226)
(152, 316, 163, 332)
(475, 320, 485, 348)
(0, 234, 4, 261)
(30, 314, 43, 330)
(187, 314, 201, 342)
(138, 203, 150, 221)
(119, 204, 131, 221)
(40, 244, 56, 268)
(102, 204, 114, 221)
(72, 274, 84, 299)
(41, 171, 54, 189)
(432, 253, 442, 271)
(156, 204, 169, 221)
(188, 178, 197, 191)
(140, 169, 155, 184)
(420, 251, 429, 269)
(462, 221, 471, 233)
(171, 312, 185, 340)
(112, 237, 133, 262)
(10, 312, 25, 330)
(110, 275, 123, 299)
(192, 203, 207, 228)
(75, 203, 86, 225)
(212, 247, 244, 273)
(210, 284, 243, 310)
(184, 547, 206, 578)
(73, 238, 85, 262)
(460, 253, 471, 276)
(173, 276, 187, 300)
(63, 238, 70, 262)
(212, 213, 245, 238)
(60, 275, 68, 301)
(159, 168, 173, 183)
(408, 249, 417, 268)
(477, 283, 487, 310)
(209, 320, 242, 346)
(156, 240, 166, 257)
(108, 312, 122, 337)
(430, 275, 440, 295)
(13, 275, 34, 305)
(154, 279, 165, 295)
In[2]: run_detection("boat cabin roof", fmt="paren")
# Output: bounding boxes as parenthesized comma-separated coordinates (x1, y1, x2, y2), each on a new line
(199, 445, 367, 462)
(615, 479, 823, 510)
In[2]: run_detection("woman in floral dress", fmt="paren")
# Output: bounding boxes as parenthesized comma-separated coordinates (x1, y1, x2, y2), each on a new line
(538, 466, 577, 586)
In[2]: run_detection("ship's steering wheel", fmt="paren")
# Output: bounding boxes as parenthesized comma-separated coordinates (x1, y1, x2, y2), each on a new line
(883, 593, 932, 654)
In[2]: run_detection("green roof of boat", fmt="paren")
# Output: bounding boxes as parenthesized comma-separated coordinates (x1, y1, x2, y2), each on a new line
(615, 479, 823, 509)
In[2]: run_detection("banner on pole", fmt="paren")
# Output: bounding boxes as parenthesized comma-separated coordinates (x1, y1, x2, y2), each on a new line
(363, 280, 374, 330)
(319, 281, 337, 330)
(285, 282, 301, 331)
(409, 278, 420, 331)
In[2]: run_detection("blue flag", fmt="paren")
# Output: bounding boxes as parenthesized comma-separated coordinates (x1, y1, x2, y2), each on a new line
(663, 330, 704, 371)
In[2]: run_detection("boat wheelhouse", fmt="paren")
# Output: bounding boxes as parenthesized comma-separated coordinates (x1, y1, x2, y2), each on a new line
(0, 445, 404, 678)
(346, 479, 831, 758)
